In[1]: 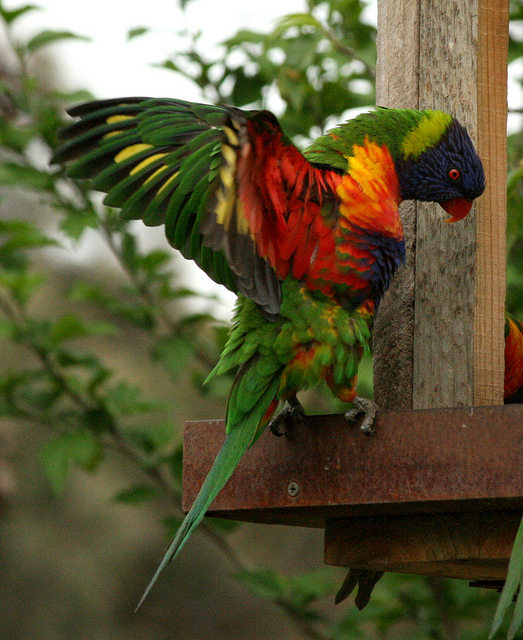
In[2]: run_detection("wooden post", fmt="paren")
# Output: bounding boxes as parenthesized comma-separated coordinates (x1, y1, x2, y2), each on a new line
(373, 0, 507, 411)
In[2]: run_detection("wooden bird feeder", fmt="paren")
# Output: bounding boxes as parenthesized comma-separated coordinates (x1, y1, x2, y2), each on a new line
(182, 0, 514, 588)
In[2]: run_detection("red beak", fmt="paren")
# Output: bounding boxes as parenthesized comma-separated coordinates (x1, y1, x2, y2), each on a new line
(439, 197, 473, 223)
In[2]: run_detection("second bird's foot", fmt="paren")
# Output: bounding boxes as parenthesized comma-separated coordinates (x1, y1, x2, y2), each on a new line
(268, 398, 305, 437)
(345, 397, 377, 435)
(335, 568, 384, 608)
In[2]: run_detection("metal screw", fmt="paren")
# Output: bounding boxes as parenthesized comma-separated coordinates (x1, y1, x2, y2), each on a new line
(287, 481, 300, 497)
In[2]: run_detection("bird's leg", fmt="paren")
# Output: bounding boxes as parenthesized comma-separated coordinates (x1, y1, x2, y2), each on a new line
(345, 396, 377, 435)
(268, 396, 305, 437)
(335, 568, 384, 608)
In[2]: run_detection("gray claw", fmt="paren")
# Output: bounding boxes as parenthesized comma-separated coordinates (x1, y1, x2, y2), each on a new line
(344, 397, 377, 435)
(268, 397, 305, 437)
(335, 568, 384, 608)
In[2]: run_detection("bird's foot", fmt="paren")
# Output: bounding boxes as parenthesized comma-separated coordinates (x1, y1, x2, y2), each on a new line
(268, 397, 305, 437)
(335, 568, 384, 608)
(345, 397, 377, 435)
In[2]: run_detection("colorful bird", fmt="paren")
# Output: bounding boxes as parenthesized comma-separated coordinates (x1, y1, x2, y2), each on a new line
(51, 98, 485, 605)
(490, 312, 523, 639)
(504, 313, 523, 403)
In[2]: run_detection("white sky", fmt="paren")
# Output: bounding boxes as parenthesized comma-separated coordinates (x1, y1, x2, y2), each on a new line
(9, 0, 318, 98)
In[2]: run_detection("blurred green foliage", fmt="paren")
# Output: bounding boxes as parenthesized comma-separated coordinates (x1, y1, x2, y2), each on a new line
(0, 0, 521, 638)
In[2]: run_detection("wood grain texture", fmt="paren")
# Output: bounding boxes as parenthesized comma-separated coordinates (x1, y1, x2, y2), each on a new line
(375, 0, 507, 410)
(414, 1, 478, 409)
(373, 0, 420, 410)
(324, 511, 520, 580)
(474, 2, 508, 404)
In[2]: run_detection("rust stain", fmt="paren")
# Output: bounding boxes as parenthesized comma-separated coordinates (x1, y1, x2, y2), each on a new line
(183, 404, 523, 527)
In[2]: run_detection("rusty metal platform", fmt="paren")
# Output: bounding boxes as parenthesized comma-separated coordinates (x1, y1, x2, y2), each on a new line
(182, 404, 523, 580)
(183, 404, 523, 525)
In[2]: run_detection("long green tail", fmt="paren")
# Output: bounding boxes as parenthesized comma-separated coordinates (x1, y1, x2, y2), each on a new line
(136, 370, 281, 609)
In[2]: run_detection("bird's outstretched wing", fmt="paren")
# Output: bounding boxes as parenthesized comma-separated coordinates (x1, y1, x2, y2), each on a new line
(52, 97, 342, 318)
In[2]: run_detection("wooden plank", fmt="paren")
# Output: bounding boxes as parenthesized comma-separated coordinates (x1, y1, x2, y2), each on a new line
(374, 1, 508, 410)
(413, 1, 479, 409)
(474, 1, 508, 405)
(324, 511, 520, 580)
(372, 0, 420, 410)
(182, 405, 523, 528)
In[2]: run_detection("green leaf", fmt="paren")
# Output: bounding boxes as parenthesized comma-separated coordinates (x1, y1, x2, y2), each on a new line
(82, 406, 115, 434)
(0, 318, 16, 338)
(125, 422, 177, 454)
(0, 162, 54, 191)
(151, 335, 194, 379)
(491, 515, 523, 638)
(154, 59, 182, 74)
(58, 206, 98, 241)
(0, 118, 35, 153)
(46, 88, 94, 104)
(40, 428, 102, 493)
(25, 30, 89, 53)
(103, 381, 160, 416)
(127, 27, 149, 40)
(114, 484, 158, 504)
(271, 13, 324, 39)
(0, 221, 57, 267)
(120, 231, 138, 273)
(139, 249, 171, 272)
(0, 271, 46, 305)
(230, 69, 265, 106)
(167, 442, 183, 482)
(234, 567, 335, 612)
(50, 314, 119, 343)
(68, 281, 153, 328)
(50, 314, 88, 342)
(509, 586, 523, 639)
(234, 568, 287, 601)
(222, 29, 267, 48)
(0, 3, 40, 25)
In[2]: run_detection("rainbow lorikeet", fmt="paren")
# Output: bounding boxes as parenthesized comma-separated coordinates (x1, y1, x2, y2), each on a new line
(51, 98, 485, 604)
(504, 313, 523, 404)
(490, 313, 523, 639)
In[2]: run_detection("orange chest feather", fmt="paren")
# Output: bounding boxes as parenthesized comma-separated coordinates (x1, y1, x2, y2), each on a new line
(505, 318, 523, 398)
(337, 138, 402, 240)
(304, 139, 404, 296)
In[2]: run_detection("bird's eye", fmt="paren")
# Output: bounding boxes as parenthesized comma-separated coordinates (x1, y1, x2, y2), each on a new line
(448, 168, 461, 181)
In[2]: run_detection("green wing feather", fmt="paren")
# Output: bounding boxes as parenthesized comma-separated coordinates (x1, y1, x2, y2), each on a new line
(52, 98, 244, 301)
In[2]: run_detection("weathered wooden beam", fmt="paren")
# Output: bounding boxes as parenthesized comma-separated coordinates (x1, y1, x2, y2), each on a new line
(474, 2, 508, 404)
(373, 0, 507, 410)
(413, 1, 479, 408)
(372, 0, 419, 410)
(183, 405, 523, 529)
(324, 511, 520, 581)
